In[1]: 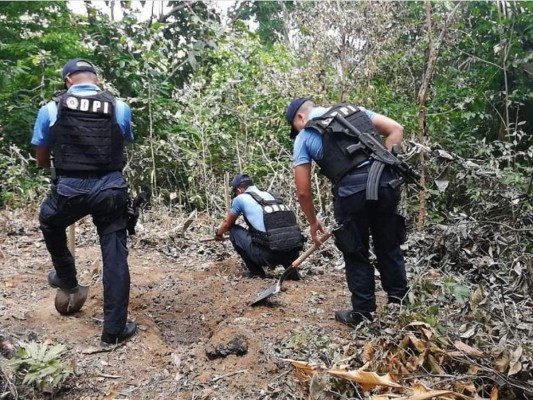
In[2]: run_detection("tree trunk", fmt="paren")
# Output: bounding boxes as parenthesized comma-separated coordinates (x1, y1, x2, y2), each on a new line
(416, 1, 461, 231)
(416, 1, 433, 232)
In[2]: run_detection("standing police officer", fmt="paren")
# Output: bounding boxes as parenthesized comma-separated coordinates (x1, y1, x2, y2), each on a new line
(32, 58, 136, 345)
(286, 98, 408, 328)
(215, 174, 304, 279)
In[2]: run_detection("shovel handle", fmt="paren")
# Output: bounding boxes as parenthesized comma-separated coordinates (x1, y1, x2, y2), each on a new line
(199, 236, 229, 243)
(292, 232, 332, 268)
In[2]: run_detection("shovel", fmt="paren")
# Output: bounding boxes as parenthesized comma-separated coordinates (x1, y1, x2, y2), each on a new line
(251, 232, 332, 306)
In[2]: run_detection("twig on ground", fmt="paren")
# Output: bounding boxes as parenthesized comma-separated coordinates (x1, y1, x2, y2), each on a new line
(210, 369, 248, 383)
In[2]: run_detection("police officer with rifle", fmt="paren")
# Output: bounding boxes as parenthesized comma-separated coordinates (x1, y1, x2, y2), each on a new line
(286, 98, 419, 328)
(32, 58, 139, 345)
(215, 174, 305, 280)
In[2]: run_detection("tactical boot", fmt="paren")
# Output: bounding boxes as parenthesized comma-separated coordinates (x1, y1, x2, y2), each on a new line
(334, 310, 373, 328)
(49, 271, 89, 315)
(101, 322, 138, 346)
(48, 271, 78, 293)
(244, 265, 267, 279)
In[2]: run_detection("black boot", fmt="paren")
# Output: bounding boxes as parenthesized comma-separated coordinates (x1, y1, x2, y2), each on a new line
(244, 263, 266, 279)
(334, 310, 373, 328)
(101, 322, 138, 346)
(48, 271, 78, 293)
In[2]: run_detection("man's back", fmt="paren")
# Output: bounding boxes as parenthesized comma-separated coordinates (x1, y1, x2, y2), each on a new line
(230, 186, 275, 232)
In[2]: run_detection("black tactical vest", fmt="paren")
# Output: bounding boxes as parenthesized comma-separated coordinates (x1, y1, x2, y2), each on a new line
(50, 90, 124, 173)
(305, 104, 379, 183)
(244, 191, 304, 252)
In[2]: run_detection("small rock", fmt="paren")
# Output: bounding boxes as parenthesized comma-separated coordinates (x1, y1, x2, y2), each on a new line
(205, 334, 248, 359)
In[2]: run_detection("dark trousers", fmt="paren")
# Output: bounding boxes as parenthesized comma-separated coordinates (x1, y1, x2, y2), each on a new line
(333, 171, 408, 313)
(39, 172, 130, 335)
(229, 225, 299, 276)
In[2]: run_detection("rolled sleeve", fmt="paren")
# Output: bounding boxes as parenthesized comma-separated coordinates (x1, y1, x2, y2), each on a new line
(115, 101, 134, 142)
(359, 106, 376, 120)
(293, 129, 323, 167)
(230, 197, 243, 217)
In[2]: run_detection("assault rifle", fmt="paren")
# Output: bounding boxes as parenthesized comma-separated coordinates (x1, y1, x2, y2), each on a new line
(126, 191, 150, 235)
(334, 114, 424, 192)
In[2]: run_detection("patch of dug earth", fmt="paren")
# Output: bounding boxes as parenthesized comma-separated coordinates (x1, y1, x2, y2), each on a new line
(0, 209, 355, 399)
(3, 208, 530, 399)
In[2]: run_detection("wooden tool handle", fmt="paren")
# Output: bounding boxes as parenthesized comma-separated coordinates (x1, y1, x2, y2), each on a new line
(199, 236, 229, 243)
(292, 232, 332, 268)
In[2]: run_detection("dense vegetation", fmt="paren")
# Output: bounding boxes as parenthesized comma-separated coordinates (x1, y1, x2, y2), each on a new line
(0, 1, 531, 212)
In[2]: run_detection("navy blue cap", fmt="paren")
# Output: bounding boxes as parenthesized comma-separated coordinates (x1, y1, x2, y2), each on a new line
(62, 58, 97, 79)
(285, 97, 310, 139)
(230, 174, 253, 190)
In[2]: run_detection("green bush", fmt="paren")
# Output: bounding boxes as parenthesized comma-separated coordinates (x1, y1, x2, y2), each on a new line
(2, 342, 72, 395)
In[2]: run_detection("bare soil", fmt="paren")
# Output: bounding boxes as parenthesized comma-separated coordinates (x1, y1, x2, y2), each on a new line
(0, 208, 365, 399)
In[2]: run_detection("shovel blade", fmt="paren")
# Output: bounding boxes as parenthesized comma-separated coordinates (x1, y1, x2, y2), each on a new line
(251, 281, 281, 306)
(54, 285, 89, 315)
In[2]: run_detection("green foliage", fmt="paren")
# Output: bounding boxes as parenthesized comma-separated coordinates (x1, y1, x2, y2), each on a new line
(229, 1, 294, 45)
(3, 342, 71, 393)
(443, 277, 471, 304)
(0, 138, 48, 207)
(0, 1, 530, 217)
(0, 2, 88, 152)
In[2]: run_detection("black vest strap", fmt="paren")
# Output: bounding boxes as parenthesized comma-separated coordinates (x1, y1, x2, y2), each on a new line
(305, 104, 375, 183)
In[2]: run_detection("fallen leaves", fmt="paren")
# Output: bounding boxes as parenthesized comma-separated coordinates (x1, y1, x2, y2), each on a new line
(286, 321, 526, 399)
(452, 340, 484, 358)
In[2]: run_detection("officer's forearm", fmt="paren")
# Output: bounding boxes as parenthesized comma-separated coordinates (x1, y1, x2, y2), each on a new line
(384, 127, 403, 151)
(216, 212, 237, 236)
(216, 220, 231, 236)
(298, 192, 317, 226)
(35, 147, 51, 169)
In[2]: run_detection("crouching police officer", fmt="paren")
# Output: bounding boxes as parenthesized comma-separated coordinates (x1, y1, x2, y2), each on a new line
(215, 174, 305, 279)
(286, 98, 409, 328)
(32, 58, 136, 345)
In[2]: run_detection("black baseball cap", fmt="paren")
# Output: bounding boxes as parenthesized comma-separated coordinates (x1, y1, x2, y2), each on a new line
(230, 174, 253, 190)
(62, 58, 97, 80)
(285, 97, 310, 139)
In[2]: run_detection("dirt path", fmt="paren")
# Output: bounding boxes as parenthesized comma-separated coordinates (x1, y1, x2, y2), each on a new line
(1, 209, 360, 399)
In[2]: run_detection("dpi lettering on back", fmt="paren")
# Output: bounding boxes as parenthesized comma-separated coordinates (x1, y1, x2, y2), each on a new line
(65, 96, 111, 114)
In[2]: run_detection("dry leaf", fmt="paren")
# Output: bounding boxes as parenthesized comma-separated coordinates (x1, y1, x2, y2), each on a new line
(508, 345, 523, 376)
(406, 321, 432, 329)
(363, 342, 375, 362)
(396, 391, 453, 400)
(426, 354, 446, 374)
(420, 328, 434, 341)
(453, 340, 484, 358)
(328, 368, 402, 392)
(454, 381, 477, 395)
(494, 351, 510, 372)
(470, 286, 483, 310)
(460, 326, 477, 339)
(490, 386, 498, 400)
(290, 360, 324, 382)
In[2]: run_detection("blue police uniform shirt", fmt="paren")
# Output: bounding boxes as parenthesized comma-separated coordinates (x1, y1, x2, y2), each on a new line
(230, 186, 274, 232)
(293, 106, 376, 167)
(31, 84, 134, 147)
